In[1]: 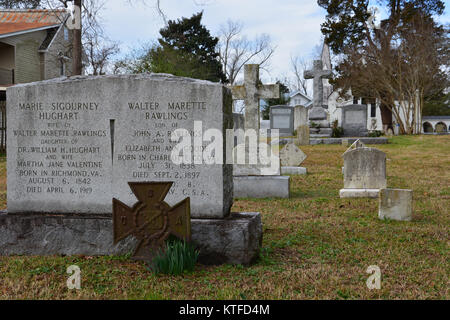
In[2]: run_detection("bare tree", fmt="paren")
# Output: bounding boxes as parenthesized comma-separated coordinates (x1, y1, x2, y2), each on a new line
(337, 13, 448, 134)
(290, 55, 310, 95)
(84, 33, 120, 75)
(218, 20, 275, 85)
(40, 0, 106, 75)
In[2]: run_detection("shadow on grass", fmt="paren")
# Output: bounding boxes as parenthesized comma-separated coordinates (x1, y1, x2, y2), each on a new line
(290, 189, 338, 199)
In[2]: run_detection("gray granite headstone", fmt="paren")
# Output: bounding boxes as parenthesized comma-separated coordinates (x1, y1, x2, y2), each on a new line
(341, 104, 368, 137)
(270, 105, 294, 136)
(342, 147, 386, 189)
(7, 74, 233, 219)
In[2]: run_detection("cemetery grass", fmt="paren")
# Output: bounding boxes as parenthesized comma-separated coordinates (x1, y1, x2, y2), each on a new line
(0, 135, 448, 299)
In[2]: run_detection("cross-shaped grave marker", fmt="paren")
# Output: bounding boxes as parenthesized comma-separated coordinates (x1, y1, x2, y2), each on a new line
(231, 64, 280, 131)
(304, 60, 332, 110)
(113, 182, 191, 262)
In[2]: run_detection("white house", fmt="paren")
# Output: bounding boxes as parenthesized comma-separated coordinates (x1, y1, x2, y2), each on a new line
(288, 90, 312, 108)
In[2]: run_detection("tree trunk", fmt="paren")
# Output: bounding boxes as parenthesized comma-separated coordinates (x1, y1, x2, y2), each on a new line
(72, 0, 82, 76)
(379, 103, 393, 132)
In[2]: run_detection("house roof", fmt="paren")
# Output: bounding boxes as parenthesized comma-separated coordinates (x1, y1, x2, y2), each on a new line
(290, 90, 312, 101)
(422, 116, 450, 120)
(0, 9, 66, 38)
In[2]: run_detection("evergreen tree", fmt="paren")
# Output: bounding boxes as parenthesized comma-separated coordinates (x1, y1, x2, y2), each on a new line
(149, 12, 227, 83)
(0, 0, 41, 8)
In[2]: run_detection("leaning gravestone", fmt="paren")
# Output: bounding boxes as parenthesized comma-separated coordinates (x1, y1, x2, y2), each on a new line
(279, 143, 307, 175)
(340, 104, 368, 137)
(340, 146, 387, 198)
(0, 74, 262, 265)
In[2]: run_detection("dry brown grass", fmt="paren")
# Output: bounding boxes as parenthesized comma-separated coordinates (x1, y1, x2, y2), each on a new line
(0, 135, 448, 299)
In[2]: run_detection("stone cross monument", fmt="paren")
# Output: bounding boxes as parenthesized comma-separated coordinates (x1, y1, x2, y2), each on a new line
(304, 60, 332, 127)
(231, 64, 279, 131)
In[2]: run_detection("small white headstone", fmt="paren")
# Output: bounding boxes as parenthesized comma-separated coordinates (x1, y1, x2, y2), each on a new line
(379, 189, 413, 221)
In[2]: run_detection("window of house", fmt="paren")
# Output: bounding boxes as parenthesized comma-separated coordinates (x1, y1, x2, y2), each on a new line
(64, 27, 69, 41)
(370, 103, 376, 117)
(60, 60, 65, 76)
(353, 97, 359, 104)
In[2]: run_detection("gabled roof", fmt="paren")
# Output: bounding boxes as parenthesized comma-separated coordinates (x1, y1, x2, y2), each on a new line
(422, 116, 450, 120)
(289, 90, 313, 107)
(0, 9, 66, 38)
(289, 90, 312, 101)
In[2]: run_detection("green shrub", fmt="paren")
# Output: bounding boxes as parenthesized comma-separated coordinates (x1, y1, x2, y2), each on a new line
(368, 130, 383, 137)
(331, 120, 344, 138)
(150, 239, 199, 275)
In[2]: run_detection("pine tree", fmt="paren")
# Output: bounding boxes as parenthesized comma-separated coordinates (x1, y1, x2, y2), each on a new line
(150, 12, 227, 83)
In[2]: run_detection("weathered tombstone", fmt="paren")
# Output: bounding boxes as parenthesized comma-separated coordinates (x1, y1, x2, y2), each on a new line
(231, 64, 279, 131)
(1, 74, 262, 265)
(293, 105, 308, 130)
(296, 125, 310, 145)
(279, 143, 307, 167)
(270, 105, 294, 137)
(342, 139, 366, 174)
(379, 189, 413, 221)
(279, 143, 307, 175)
(293, 105, 310, 145)
(340, 147, 387, 198)
(341, 104, 368, 137)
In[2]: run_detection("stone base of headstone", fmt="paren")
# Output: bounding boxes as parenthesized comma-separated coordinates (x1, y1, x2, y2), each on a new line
(318, 128, 332, 135)
(0, 211, 262, 265)
(310, 133, 332, 138)
(281, 167, 307, 175)
(378, 189, 413, 221)
(310, 137, 389, 145)
(339, 188, 380, 198)
(234, 176, 290, 198)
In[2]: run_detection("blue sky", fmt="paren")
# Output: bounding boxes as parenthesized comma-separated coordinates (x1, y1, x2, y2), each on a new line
(100, 0, 450, 82)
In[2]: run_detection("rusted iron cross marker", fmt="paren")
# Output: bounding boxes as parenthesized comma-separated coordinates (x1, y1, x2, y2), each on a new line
(113, 182, 191, 262)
